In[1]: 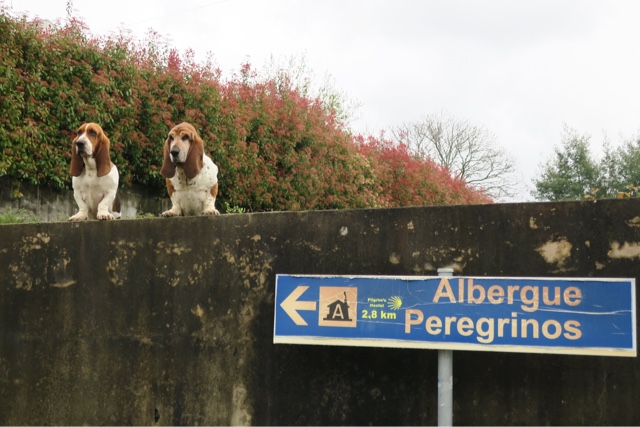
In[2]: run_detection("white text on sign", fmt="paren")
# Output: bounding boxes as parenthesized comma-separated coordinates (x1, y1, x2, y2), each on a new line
(405, 278, 583, 344)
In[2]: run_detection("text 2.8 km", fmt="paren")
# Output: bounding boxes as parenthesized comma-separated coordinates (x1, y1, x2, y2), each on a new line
(362, 310, 397, 320)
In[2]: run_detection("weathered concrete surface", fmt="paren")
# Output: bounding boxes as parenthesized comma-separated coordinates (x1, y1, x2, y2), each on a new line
(0, 200, 639, 425)
(0, 177, 169, 221)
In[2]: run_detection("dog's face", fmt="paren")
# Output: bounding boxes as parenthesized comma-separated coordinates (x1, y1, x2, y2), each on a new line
(166, 123, 199, 164)
(73, 123, 106, 157)
(160, 122, 205, 180)
(70, 122, 112, 177)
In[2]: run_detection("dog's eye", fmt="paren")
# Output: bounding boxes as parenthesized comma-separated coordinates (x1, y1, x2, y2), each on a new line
(169, 135, 174, 141)
(88, 130, 97, 137)
(181, 135, 189, 141)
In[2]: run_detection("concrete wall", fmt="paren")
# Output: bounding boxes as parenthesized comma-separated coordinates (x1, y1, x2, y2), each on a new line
(0, 177, 169, 221)
(0, 199, 639, 425)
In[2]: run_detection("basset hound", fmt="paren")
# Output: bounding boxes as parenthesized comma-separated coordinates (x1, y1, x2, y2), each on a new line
(68, 123, 121, 221)
(160, 122, 220, 216)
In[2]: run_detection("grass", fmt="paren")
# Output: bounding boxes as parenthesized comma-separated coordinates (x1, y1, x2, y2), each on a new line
(223, 202, 246, 214)
(136, 211, 157, 219)
(0, 208, 40, 224)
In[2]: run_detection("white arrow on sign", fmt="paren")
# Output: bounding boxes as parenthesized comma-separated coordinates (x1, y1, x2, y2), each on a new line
(280, 285, 317, 326)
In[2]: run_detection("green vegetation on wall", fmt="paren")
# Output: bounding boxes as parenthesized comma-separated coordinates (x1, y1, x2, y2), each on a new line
(0, 9, 490, 211)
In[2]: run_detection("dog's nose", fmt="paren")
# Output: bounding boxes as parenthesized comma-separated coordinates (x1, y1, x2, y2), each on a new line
(170, 148, 180, 158)
(76, 141, 85, 148)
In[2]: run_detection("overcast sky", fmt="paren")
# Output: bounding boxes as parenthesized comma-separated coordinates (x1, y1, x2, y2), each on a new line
(7, 0, 640, 202)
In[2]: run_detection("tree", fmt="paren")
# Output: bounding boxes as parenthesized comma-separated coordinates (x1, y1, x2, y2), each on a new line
(532, 126, 601, 201)
(391, 111, 517, 200)
(65, 0, 73, 21)
(606, 133, 640, 196)
(259, 53, 361, 126)
(533, 127, 640, 201)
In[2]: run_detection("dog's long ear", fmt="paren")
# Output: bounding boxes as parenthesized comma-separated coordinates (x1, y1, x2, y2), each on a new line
(160, 138, 176, 178)
(183, 131, 205, 180)
(94, 129, 112, 177)
(69, 136, 85, 177)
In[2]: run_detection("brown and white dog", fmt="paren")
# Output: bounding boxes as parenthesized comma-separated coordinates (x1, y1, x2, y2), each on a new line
(68, 123, 121, 221)
(160, 122, 220, 216)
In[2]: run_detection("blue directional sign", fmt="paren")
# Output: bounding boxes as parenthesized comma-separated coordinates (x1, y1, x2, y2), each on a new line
(274, 275, 637, 357)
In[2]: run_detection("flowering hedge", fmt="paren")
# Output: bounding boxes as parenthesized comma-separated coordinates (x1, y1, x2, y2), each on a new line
(0, 9, 490, 211)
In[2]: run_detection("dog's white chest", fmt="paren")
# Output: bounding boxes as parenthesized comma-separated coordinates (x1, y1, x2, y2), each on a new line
(70, 160, 119, 220)
(74, 163, 115, 196)
(169, 155, 218, 215)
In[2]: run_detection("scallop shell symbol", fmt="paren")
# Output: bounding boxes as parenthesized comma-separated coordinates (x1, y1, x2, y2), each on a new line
(387, 296, 402, 310)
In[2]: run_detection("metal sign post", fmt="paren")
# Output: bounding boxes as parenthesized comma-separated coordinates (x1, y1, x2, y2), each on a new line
(437, 268, 454, 426)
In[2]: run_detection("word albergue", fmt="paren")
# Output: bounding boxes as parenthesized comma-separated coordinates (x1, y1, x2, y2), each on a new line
(405, 278, 583, 344)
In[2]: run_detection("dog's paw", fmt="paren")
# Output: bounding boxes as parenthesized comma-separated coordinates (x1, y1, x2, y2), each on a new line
(203, 208, 220, 216)
(68, 213, 88, 221)
(161, 210, 180, 217)
(97, 211, 115, 220)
